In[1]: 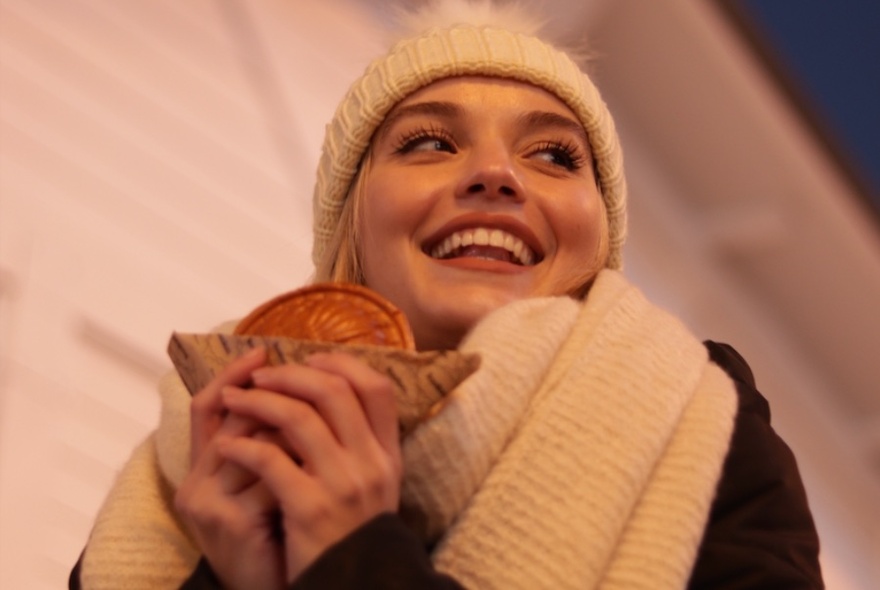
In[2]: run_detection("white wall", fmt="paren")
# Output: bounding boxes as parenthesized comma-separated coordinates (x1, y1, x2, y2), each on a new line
(0, 1, 380, 587)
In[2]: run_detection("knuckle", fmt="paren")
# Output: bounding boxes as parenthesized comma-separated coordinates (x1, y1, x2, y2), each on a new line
(340, 463, 396, 506)
(369, 376, 397, 405)
(176, 494, 215, 527)
(245, 443, 275, 471)
(297, 497, 333, 529)
(338, 478, 367, 508)
(279, 400, 312, 431)
(372, 459, 400, 494)
(174, 478, 204, 516)
(368, 373, 395, 396)
(383, 453, 404, 482)
(326, 466, 368, 506)
(323, 373, 352, 395)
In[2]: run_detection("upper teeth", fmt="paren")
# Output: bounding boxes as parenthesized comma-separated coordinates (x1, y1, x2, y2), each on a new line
(430, 227, 536, 266)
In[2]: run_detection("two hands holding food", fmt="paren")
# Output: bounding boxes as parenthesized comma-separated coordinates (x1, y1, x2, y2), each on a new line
(169, 284, 478, 589)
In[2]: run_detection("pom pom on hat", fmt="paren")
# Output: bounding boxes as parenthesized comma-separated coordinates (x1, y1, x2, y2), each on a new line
(312, 0, 627, 271)
(390, 0, 548, 40)
(386, 0, 593, 67)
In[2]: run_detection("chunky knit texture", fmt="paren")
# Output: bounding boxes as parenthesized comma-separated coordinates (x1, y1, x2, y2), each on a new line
(79, 271, 736, 589)
(313, 19, 628, 270)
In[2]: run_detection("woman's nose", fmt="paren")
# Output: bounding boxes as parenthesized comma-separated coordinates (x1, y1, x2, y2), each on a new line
(455, 144, 525, 201)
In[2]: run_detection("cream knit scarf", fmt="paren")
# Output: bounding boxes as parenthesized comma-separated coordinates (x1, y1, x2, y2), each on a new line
(80, 270, 738, 589)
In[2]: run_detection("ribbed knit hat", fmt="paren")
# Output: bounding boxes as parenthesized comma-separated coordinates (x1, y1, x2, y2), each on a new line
(312, 1, 627, 270)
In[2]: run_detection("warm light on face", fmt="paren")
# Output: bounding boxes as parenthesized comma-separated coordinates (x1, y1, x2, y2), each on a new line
(358, 76, 609, 350)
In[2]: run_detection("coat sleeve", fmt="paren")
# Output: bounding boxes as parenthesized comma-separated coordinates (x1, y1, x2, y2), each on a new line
(288, 513, 464, 590)
(171, 514, 465, 590)
(69, 516, 463, 590)
(688, 341, 824, 589)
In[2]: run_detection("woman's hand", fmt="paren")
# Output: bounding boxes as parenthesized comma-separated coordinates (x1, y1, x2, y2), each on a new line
(217, 352, 403, 583)
(174, 348, 287, 590)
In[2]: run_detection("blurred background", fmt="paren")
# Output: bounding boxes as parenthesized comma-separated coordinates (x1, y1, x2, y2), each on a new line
(1, 1, 878, 588)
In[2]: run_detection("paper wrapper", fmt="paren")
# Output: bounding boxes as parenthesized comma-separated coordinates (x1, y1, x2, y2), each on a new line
(167, 332, 480, 436)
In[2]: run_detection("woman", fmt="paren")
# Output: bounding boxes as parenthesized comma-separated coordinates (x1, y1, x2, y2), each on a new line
(71, 2, 823, 588)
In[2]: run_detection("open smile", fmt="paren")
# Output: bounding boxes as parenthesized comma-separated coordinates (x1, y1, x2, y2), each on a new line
(427, 227, 539, 266)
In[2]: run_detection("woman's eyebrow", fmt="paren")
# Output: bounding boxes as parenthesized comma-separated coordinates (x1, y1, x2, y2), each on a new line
(375, 101, 461, 139)
(517, 110, 590, 148)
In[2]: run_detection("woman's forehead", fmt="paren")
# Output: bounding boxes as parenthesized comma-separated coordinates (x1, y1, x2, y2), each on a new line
(378, 75, 585, 143)
(391, 75, 579, 118)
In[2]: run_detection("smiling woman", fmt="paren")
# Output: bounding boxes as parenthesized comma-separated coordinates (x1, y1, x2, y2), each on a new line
(354, 77, 609, 350)
(71, 1, 823, 589)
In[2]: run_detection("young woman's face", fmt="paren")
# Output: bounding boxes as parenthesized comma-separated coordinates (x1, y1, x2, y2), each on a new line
(358, 76, 608, 350)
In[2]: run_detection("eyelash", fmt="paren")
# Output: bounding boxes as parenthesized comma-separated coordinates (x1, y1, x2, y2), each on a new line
(394, 125, 456, 154)
(531, 139, 587, 171)
(392, 126, 587, 172)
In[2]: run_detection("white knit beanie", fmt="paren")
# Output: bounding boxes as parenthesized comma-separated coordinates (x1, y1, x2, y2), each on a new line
(312, 0, 627, 270)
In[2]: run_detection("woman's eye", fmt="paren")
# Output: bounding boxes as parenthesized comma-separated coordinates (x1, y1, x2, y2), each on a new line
(395, 128, 456, 155)
(532, 141, 585, 171)
(403, 137, 454, 153)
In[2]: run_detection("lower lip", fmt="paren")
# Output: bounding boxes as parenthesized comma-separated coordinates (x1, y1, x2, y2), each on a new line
(430, 256, 531, 274)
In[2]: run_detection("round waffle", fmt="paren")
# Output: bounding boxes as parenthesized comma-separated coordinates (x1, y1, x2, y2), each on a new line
(234, 283, 415, 350)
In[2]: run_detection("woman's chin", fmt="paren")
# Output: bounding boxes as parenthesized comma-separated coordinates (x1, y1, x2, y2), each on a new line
(408, 286, 522, 350)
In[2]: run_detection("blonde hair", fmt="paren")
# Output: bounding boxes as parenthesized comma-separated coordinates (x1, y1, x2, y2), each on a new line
(313, 152, 373, 284)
